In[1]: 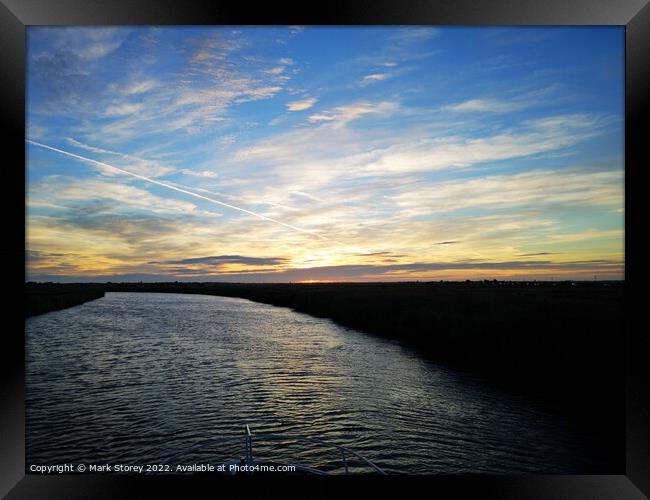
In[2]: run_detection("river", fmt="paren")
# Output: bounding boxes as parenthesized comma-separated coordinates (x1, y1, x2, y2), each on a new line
(26, 292, 610, 474)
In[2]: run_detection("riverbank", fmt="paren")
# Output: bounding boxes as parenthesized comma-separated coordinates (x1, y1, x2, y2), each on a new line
(25, 285, 105, 317)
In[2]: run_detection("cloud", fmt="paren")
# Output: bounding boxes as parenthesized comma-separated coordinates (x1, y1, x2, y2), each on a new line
(265, 66, 286, 75)
(356, 252, 407, 258)
(231, 109, 612, 201)
(65, 138, 175, 178)
(105, 103, 143, 117)
(362, 73, 389, 83)
(189, 32, 244, 65)
(121, 80, 159, 95)
(349, 27, 439, 72)
(388, 168, 623, 215)
(26, 214, 203, 279)
(26, 250, 68, 262)
(286, 97, 317, 111)
(360, 113, 609, 174)
(81, 41, 123, 60)
(59, 214, 185, 245)
(546, 229, 623, 243)
(30, 176, 198, 216)
(152, 255, 288, 266)
(390, 27, 439, 44)
(66, 137, 115, 155)
(290, 190, 323, 202)
(40, 27, 129, 61)
(224, 112, 619, 253)
(31, 29, 295, 144)
(181, 169, 219, 178)
(442, 99, 526, 113)
(435, 241, 460, 245)
(221, 107, 620, 267)
(308, 101, 398, 124)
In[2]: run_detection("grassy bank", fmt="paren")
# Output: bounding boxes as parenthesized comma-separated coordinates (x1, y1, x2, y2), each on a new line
(25, 284, 105, 317)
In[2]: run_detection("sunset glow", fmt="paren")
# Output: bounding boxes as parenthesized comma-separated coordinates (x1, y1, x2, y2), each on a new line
(26, 27, 624, 282)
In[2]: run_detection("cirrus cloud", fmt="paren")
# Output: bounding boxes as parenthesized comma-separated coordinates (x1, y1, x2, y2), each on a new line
(286, 97, 317, 111)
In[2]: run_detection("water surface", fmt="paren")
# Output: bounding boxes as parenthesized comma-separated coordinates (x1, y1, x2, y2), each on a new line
(26, 292, 609, 473)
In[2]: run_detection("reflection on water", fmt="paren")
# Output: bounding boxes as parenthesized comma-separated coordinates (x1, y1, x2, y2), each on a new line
(26, 292, 609, 473)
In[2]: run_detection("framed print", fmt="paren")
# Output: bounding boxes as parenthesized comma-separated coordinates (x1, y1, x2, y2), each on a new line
(2, 0, 649, 498)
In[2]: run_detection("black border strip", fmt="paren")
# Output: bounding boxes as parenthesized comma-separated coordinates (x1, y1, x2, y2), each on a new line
(1, 0, 648, 25)
(2, 0, 648, 498)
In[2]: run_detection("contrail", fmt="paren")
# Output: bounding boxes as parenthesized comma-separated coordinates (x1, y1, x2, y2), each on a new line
(166, 180, 299, 212)
(27, 140, 331, 241)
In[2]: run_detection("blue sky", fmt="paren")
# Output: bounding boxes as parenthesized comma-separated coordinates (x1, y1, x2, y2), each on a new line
(26, 26, 624, 282)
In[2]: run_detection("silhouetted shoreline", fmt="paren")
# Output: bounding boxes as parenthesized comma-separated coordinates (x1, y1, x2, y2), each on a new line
(25, 287, 105, 317)
(25, 280, 625, 460)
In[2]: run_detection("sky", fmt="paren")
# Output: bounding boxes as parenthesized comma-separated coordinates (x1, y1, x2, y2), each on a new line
(26, 26, 624, 282)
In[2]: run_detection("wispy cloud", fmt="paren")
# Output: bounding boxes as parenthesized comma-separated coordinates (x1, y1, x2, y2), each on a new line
(361, 73, 390, 85)
(30, 176, 198, 215)
(265, 66, 286, 75)
(180, 169, 219, 178)
(38, 27, 129, 61)
(31, 29, 296, 145)
(308, 101, 398, 124)
(152, 255, 288, 266)
(360, 114, 610, 174)
(105, 103, 143, 117)
(390, 27, 439, 44)
(120, 79, 159, 96)
(442, 99, 527, 113)
(290, 190, 323, 202)
(65, 138, 175, 178)
(388, 168, 623, 215)
(286, 97, 317, 111)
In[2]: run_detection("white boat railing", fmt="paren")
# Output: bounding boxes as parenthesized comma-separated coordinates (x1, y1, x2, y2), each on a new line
(243, 425, 387, 475)
(157, 425, 387, 475)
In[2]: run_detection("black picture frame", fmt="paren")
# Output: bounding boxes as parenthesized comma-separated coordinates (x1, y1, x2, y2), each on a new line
(2, 0, 648, 498)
